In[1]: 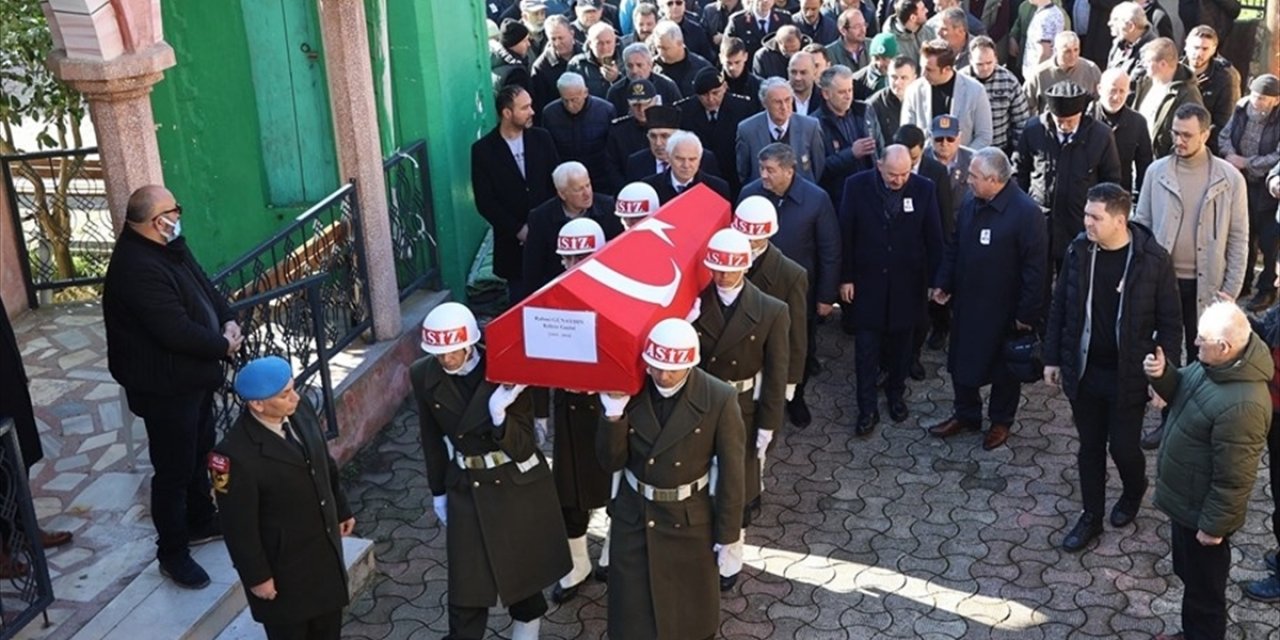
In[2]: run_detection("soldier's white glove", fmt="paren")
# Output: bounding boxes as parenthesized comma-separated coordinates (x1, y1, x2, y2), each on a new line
(756, 429, 774, 459)
(488, 384, 528, 426)
(785, 383, 796, 402)
(600, 393, 631, 419)
(432, 495, 447, 526)
(684, 297, 702, 323)
(716, 538, 744, 576)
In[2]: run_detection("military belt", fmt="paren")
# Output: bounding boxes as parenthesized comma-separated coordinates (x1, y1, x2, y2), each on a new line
(728, 377, 755, 394)
(625, 468, 710, 502)
(455, 450, 540, 473)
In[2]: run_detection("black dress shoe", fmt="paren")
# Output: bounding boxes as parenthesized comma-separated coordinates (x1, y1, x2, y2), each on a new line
(909, 360, 926, 380)
(787, 398, 812, 429)
(719, 574, 738, 592)
(551, 581, 582, 604)
(855, 412, 879, 436)
(593, 565, 608, 583)
(159, 554, 211, 590)
(888, 399, 909, 423)
(1062, 512, 1103, 552)
(1109, 497, 1141, 528)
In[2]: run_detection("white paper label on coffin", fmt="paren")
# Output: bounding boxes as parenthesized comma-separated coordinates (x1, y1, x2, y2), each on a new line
(523, 307, 599, 363)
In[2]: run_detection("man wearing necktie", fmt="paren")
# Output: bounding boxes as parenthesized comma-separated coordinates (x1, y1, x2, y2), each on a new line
(212, 356, 356, 640)
(642, 130, 731, 202)
(725, 0, 794, 58)
(679, 67, 757, 197)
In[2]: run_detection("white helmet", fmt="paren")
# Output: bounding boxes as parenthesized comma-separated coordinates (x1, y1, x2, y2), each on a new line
(703, 228, 753, 272)
(615, 182, 661, 220)
(642, 318, 701, 370)
(420, 302, 481, 354)
(556, 217, 606, 256)
(732, 196, 778, 239)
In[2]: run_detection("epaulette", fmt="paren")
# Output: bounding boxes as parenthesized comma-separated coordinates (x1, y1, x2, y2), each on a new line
(611, 115, 635, 125)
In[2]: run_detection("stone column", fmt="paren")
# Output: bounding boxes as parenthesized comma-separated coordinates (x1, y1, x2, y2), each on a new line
(317, 0, 400, 342)
(48, 44, 175, 235)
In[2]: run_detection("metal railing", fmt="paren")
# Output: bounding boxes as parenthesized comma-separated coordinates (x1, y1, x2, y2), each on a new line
(383, 139, 440, 299)
(0, 147, 109, 308)
(0, 419, 54, 638)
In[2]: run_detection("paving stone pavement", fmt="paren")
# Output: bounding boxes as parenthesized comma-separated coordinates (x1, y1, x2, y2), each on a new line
(341, 315, 1280, 639)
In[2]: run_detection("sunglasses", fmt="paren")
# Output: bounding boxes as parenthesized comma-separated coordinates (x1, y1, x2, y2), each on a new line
(933, 136, 957, 143)
(665, 0, 684, 5)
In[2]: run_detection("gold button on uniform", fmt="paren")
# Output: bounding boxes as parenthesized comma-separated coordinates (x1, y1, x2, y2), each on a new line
(648, 458, 656, 465)
(674, 461, 682, 467)
(473, 481, 480, 487)
(647, 521, 656, 528)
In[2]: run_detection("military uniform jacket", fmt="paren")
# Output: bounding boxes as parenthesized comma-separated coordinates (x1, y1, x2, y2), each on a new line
(596, 369, 746, 640)
(694, 281, 789, 506)
(553, 390, 612, 511)
(410, 352, 571, 607)
(748, 243, 808, 386)
(212, 401, 351, 625)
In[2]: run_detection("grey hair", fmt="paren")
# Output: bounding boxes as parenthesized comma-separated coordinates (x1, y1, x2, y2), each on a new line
(818, 64, 854, 91)
(1053, 30, 1080, 49)
(666, 130, 703, 157)
(971, 147, 1012, 184)
(623, 42, 654, 65)
(940, 6, 967, 28)
(587, 21, 615, 41)
(552, 161, 590, 190)
(759, 76, 793, 103)
(1198, 301, 1252, 351)
(757, 142, 797, 169)
(1112, 2, 1147, 29)
(545, 14, 572, 31)
(557, 72, 587, 92)
(653, 20, 684, 44)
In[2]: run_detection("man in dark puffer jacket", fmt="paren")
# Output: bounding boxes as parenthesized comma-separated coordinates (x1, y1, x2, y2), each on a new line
(1043, 183, 1182, 553)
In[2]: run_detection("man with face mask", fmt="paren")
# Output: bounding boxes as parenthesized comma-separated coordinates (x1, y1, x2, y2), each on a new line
(523, 161, 623, 295)
(689, 229, 789, 591)
(103, 185, 243, 590)
(1013, 80, 1122, 272)
(839, 145, 944, 433)
(411, 302, 571, 640)
(596, 318, 746, 639)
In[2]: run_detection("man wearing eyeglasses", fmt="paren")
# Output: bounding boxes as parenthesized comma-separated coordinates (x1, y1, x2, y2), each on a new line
(104, 185, 243, 589)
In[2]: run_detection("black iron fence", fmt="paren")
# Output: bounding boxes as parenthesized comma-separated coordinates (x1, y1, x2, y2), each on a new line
(0, 419, 54, 637)
(383, 139, 440, 299)
(0, 147, 109, 308)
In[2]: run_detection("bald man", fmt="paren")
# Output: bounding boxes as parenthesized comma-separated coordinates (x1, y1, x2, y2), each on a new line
(104, 185, 243, 589)
(838, 145, 944, 434)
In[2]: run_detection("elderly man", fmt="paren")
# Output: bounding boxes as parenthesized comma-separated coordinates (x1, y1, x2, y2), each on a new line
(103, 185, 241, 588)
(1133, 104, 1249, 442)
(793, 0, 838, 43)
(825, 7, 870, 71)
(660, 0, 715, 60)
(654, 20, 715, 95)
(567, 22, 622, 97)
(1093, 68, 1152, 198)
(787, 51, 825, 115)
(517, 0, 551, 60)
(1024, 32, 1102, 115)
(839, 145, 944, 433)
(1183, 26, 1241, 156)
(1043, 184, 1182, 553)
(1220, 75, 1280, 311)
(815, 64, 876, 205)
(523, 161, 623, 293)
(901, 39, 994, 149)
(739, 143, 840, 427)
(680, 68, 757, 196)
(930, 148, 1047, 451)
(543, 72, 617, 181)
(852, 32, 898, 100)
(1014, 80, 1122, 270)
(923, 115, 973, 236)
(883, 0, 926, 65)
(735, 77, 826, 183)
(531, 15, 582, 115)
(1132, 37, 1203, 159)
(726, 0, 795, 58)
(961, 35, 1031, 155)
(753, 24, 807, 79)
(214, 357, 356, 639)
(625, 105, 705, 181)
(867, 55, 915, 149)
(606, 44, 683, 114)
(1145, 302, 1272, 640)
(1104, 2, 1155, 83)
(597, 318, 746, 640)
(643, 130, 732, 200)
(932, 7, 972, 70)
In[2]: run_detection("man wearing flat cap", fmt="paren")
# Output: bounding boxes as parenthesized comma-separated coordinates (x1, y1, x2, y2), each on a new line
(212, 356, 355, 640)
(679, 67, 756, 197)
(1219, 74, 1280, 312)
(1014, 80, 1121, 272)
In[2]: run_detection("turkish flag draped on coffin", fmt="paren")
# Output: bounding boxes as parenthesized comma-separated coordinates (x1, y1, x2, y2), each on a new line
(486, 185, 731, 394)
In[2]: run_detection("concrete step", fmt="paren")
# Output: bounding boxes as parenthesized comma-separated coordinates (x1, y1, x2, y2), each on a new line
(69, 537, 376, 640)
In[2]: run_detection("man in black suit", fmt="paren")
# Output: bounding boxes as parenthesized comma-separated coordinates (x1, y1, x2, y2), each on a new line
(523, 161, 624, 292)
(643, 131, 732, 202)
(213, 356, 355, 640)
(679, 68, 757, 198)
(813, 64, 874, 208)
(623, 104, 686, 182)
(471, 85, 561, 305)
(895, 123, 952, 375)
(725, 0, 794, 58)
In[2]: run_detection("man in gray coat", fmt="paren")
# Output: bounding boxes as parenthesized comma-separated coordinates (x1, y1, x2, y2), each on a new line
(735, 76, 827, 184)
(900, 39, 994, 148)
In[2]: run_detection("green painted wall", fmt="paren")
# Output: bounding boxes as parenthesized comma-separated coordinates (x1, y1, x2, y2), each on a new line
(385, 0, 493, 295)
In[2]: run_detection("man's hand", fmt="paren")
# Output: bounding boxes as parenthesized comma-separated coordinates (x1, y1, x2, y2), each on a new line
(1143, 345, 1166, 378)
(931, 289, 951, 305)
(1269, 176, 1280, 199)
(250, 578, 277, 600)
(517, 224, 530, 244)
(839, 283, 855, 304)
(1225, 154, 1248, 170)
(817, 302, 834, 317)
(600, 392, 631, 419)
(1215, 290, 1234, 303)
(602, 62, 620, 83)
(222, 320, 242, 341)
(1014, 319, 1032, 332)
(1196, 530, 1223, 546)
(852, 137, 877, 158)
(339, 517, 356, 536)
(1148, 385, 1167, 409)
(225, 333, 245, 357)
(1043, 365, 1060, 387)
(432, 495, 447, 526)
(685, 297, 702, 323)
(756, 429, 774, 459)
(488, 383, 528, 426)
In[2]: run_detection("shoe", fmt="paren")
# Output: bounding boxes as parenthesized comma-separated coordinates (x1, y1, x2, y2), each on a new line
(1267, 550, 1278, 573)
(39, 529, 73, 548)
(159, 554, 211, 589)
(888, 399, 909, 423)
(855, 412, 879, 436)
(926, 330, 948, 351)
(551, 581, 582, 604)
(1141, 425, 1163, 450)
(1110, 496, 1142, 528)
(1244, 574, 1280, 602)
(787, 398, 812, 429)
(719, 573, 738, 592)
(909, 360, 926, 381)
(1062, 512, 1103, 552)
(983, 423, 1011, 450)
(928, 417, 980, 439)
(188, 519, 223, 546)
(1249, 290, 1277, 312)
(593, 565, 608, 583)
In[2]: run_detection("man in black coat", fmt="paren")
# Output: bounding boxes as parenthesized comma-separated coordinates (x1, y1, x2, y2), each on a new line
(623, 104, 719, 183)
(679, 68, 758, 198)
(530, 15, 583, 117)
(814, 64, 876, 208)
(522, 161, 624, 293)
(721, 37, 766, 112)
(838, 146, 943, 434)
(725, 0, 795, 58)
(1043, 184, 1182, 554)
(603, 79, 660, 193)
(643, 130, 732, 202)
(661, 0, 717, 60)
(929, 148, 1048, 451)
(606, 44, 683, 115)
(472, 85, 561, 304)
(103, 185, 241, 589)
(895, 123, 953, 368)
(653, 20, 716, 97)
(213, 357, 355, 639)
(1092, 68, 1152, 199)
(1181, 25, 1241, 156)
(542, 71, 617, 185)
